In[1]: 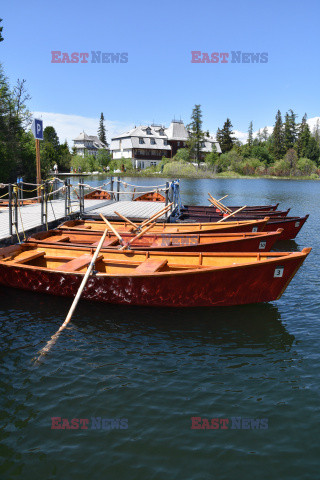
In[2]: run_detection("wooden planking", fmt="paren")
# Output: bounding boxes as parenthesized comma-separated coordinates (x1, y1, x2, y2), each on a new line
(86, 200, 168, 222)
(0, 199, 110, 242)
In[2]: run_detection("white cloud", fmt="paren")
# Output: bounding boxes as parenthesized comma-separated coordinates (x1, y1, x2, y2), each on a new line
(31, 111, 133, 148)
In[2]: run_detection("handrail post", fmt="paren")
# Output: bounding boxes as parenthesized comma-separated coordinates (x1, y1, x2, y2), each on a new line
(8, 184, 13, 237)
(165, 182, 169, 221)
(64, 179, 68, 217)
(110, 176, 114, 201)
(14, 184, 18, 236)
(67, 179, 71, 215)
(80, 178, 84, 216)
(117, 176, 120, 201)
(41, 183, 44, 224)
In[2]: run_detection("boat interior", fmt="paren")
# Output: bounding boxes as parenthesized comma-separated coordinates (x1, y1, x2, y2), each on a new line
(0, 244, 307, 275)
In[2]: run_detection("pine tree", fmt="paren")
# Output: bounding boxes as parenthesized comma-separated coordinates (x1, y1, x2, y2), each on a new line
(216, 118, 235, 153)
(272, 110, 285, 160)
(312, 119, 320, 146)
(0, 19, 4, 42)
(284, 109, 297, 151)
(247, 121, 253, 148)
(296, 114, 311, 158)
(187, 104, 205, 164)
(98, 112, 107, 145)
(262, 127, 269, 142)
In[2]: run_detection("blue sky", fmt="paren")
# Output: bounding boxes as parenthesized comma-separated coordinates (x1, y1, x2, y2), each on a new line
(1, 0, 320, 145)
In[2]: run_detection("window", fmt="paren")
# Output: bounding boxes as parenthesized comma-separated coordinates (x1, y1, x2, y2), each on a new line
(139, 138, 145, 144)
(146, 127, 152, 135)
(177, 141, 180, 146)
(151, 138, 156, 145)
(159, 129, 165, 136)
(164, 140, 168, 146)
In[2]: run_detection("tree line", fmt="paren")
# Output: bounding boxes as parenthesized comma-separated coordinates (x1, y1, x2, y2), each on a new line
(172, 105, 320, 178)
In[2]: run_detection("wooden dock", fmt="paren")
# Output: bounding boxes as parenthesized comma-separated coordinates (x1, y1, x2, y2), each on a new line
(0, 200, 168, 244)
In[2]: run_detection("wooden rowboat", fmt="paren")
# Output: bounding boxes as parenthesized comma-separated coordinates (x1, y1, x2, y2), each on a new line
(134, 191, 165, 202)
(178, 209, 290, 220)
(83, 189, 111, 200)
(28, 228, 283, 253)
(0, 243, 311, 307)
(183, 203, 280, 213)
(58, 218, 269, 235)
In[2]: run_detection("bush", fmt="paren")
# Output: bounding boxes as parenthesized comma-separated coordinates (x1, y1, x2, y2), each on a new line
(234, 158, 264, 175)
(296, 157, 317, 176)
(163, 161, 198, 176)
(174, 148, 190, 162)
(108, 158, 133, 172)
(215, 149, 242, 172)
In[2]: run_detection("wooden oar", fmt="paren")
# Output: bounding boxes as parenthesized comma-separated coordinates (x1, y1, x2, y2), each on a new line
(218, 195, 228, 202)
(120, 222, 156, 250)
(99, 213, 124, 246)
(34, 227, 109, 364)
(209, 194, 228, 207)
(217, 205, 247, 223)
(208, 193, 232, 213)
(114, 210, 139, 229)
(208, 195, 226, 213)
(140, 202, 173, 228)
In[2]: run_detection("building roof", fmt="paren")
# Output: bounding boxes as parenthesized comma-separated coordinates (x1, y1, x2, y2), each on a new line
(112, 125, 166, 140)
(73, 131, 91, 141)
(165, 120, 189, 141)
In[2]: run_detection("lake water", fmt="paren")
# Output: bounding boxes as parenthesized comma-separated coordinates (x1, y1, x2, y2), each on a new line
(1, 177, 319, 480)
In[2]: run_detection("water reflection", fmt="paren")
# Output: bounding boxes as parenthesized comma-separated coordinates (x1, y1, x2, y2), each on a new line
(0, 287, 294, 356)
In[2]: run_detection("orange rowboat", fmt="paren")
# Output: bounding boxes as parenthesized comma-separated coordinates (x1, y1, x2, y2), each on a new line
(58, 218, 269, 235)
(0, 243, 311, 307)
(27, 228, 283, 253)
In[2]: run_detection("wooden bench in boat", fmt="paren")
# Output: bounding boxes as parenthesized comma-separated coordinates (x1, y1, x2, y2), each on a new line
(134, 258, 168, 274)
(13, 251, 46, 264)
(55, 254, 103, 272)
(91, 238, 119, 248)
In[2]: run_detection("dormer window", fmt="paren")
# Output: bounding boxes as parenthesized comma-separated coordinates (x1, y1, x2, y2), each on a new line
(146, 127, 152, 135)
(139, 138, 145, 144)
(159, 129, 165, 136)
(151, 138, 156, 145)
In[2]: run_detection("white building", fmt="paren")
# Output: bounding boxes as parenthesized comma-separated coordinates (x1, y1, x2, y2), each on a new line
(110, 120, 221, 169)
(73, 132, 108, 157)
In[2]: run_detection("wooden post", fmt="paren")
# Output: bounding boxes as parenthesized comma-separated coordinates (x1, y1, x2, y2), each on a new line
(64, 180, 68, 217)
(36, 139, 41, 203)
(110, 177, 114, 201)
(165, 182, 169, 220)
(117, 176, 120, 201)
(8, 184, 12, 237)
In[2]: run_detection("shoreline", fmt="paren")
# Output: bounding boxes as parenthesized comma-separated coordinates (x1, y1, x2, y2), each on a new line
(50, 172, 320, 181)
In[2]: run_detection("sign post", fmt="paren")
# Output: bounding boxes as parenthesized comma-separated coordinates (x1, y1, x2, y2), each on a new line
(31, 119, 43, 202)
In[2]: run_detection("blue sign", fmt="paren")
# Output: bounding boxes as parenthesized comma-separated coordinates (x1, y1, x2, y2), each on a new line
(31, 118, 43, 140)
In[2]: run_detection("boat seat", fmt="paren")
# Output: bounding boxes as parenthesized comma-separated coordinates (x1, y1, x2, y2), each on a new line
(134, 258, 168, 274)
(91, 238, 119, 247)
(56, 254, 103, 272)
(13, 251, 46, 264)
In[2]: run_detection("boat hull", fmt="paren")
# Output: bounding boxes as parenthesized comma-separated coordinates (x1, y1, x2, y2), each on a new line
(29, 229, 283, 253)
(0, 249, 310, 307)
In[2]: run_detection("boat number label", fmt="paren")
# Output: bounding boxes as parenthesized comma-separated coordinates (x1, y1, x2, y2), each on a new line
(161, 235, 198, 246)
(274, 266, 284, 278)
(295, 221, 300, 227)
(252, 227, 258, 232)
(259, 241, 266, 250)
